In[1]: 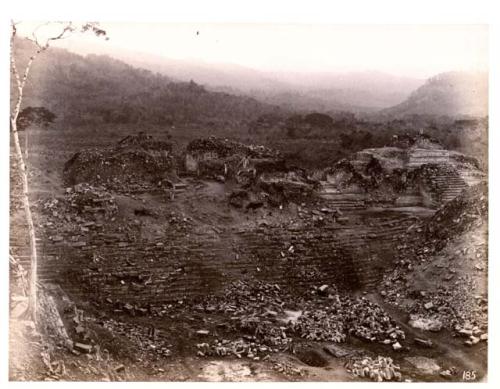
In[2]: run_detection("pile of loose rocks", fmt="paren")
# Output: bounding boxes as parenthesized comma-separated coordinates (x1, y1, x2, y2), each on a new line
(345, 355, 402, 382)
(37, 183, 118, 239)
(194, 280, 405, 360)
(100, 318, 173, 359)
(295, 295, 405, 346)
(196, 337, 277, 360)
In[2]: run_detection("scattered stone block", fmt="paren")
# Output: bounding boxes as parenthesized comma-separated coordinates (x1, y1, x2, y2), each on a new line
(414, 338, 433, 348)
(424, 302, 434, 310)
(74, 342, 92, 353)
(115, 364, 125, 373)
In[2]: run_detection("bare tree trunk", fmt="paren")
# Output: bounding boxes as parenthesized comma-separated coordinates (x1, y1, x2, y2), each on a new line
(9, 20, 106, 322)
(11, 27, 39, 322)
(25, 131, 29, 162)
(11, 120, 38, 321)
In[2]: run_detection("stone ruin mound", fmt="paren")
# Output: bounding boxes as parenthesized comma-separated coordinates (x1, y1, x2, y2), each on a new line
(184, 136, 317, 206)
(319, 137, 485, 208)
(63, 133, 175, 192)
(184, 136, 284, 180)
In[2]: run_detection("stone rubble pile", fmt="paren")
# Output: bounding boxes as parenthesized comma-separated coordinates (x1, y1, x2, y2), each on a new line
(66, 184, 118, 218)
(198, 280, 293, 354)
(100, 318, 172, 359)
(36, 183, 122, 245)
(291, 309, 346, 342)
(294, 296, 405, 345)
(345, 355, 402, 382)
(194, 280, 405, 360)
(196, 338, 276, 360)
(272, 360, 306, 376)
(39, 183, 117, 227)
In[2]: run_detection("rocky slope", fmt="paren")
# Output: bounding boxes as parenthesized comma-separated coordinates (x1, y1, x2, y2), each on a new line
(382, 183, 488, 344)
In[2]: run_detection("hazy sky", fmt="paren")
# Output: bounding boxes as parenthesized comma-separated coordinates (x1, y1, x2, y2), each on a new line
(16, 22, 488, 78)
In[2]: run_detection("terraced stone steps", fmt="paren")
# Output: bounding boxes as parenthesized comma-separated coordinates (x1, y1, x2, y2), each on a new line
(407, 148, 450, 169)
(34, 210, 422, 305)
(429, 170, 468, 203)
(317, 186, 367, 210)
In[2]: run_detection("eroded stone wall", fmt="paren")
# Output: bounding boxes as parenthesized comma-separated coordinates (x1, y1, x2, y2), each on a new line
(36, 213, 420, 308)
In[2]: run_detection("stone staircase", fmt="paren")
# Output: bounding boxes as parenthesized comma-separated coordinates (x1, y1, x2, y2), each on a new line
(407, 148, 485, 204)
(428, 167, 469, 203)
(407, 148, 450, 169)
(318, 182, 366, 210)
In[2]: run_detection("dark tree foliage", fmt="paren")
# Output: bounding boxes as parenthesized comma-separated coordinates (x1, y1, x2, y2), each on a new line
(17, 106, 56, 130)
(251, 112, 487, 169)
(303, 112, 334, 128)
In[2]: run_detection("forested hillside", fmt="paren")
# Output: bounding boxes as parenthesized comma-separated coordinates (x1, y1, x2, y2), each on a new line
(12, 38, 281, 128)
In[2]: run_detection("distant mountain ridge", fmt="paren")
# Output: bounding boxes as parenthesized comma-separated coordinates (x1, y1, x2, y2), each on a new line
(56, 43, 424, 112)
(379, 71, 488, 118)
(13, 38, 488, 127)
(125, 55, 425, 112)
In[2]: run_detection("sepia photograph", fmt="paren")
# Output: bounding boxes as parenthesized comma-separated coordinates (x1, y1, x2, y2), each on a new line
(4, 1, 495, 384)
